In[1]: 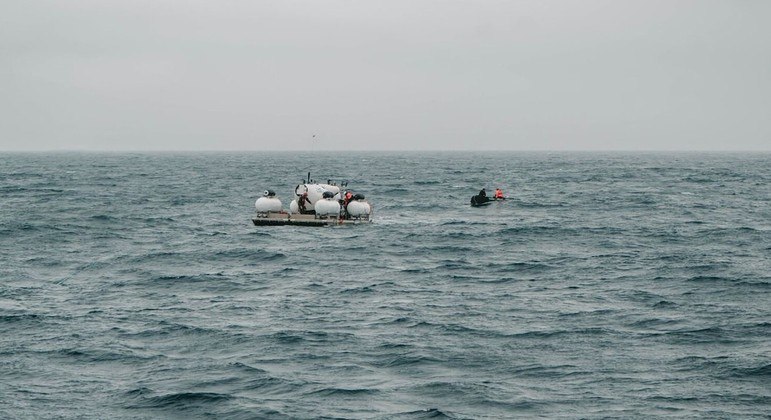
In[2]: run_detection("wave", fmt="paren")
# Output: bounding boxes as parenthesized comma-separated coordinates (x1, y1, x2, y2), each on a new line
(652, 300, 678, 309)
(90, 214, 119, 222)
(672, 356, 771, 381)
(664, 327, 738, 344)
(32, 347, 163, 364)
(730, 363, 771, 379)
(266, 330, 356, 345)
(380, 187, 410, 196)
(375, 353, 443, 368)
(153, 273, 228, 284)
(241, 376, 299, 396)
(120, 322, 245, 345)
(502, 327, 611, 340)
(339, 284, 381, 294)
(128, 391, 233, 409)
(0, 222, 43, 235)
(397, 267, 432, 274)
(212, 249, 287, 261)
(684, 176, 719, 183)
(439, 220, 490, 226)
(387, 408, 457, 419)
(686, 275, 737, 284)
(134, 248, 287, 265)
(0, 313, 43, 326)
(305, 387, 377, 397)
(475, 276, 519, 284)
(628, 317, 682, 329)
(514, 201, 566, 208)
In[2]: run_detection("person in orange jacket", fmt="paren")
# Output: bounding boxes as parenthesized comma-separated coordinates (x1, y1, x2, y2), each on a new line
(494, 188, 504, 199)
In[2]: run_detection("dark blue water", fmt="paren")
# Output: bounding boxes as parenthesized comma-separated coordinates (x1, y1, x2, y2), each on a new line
(1, 152, 769, 418)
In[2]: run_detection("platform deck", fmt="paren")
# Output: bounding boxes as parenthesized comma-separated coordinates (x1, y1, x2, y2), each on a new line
(252, 212, 370, 226)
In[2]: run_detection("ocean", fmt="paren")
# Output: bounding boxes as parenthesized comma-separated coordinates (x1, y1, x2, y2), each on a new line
(1, 151, 769, 419)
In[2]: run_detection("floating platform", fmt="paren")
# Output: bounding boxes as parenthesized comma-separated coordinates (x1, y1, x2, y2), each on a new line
(252, 212, 371, 227)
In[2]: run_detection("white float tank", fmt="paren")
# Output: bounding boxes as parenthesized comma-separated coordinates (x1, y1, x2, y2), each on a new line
(288, 199, 301, 214)
(255, 190, 282, 213)
(314, 191, 341, 217)
(288, 196, 316, 214)
(346, 199, 371, 218)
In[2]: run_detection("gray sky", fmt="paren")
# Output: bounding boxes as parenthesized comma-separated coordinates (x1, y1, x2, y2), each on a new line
(1, 0, 769, 151)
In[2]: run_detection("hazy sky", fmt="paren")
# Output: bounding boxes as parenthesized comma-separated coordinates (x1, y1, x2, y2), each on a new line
(2, 0, 769, 151)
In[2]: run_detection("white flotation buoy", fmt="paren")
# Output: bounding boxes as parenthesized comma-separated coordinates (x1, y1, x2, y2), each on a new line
(346, 200, 371, 218)
(314, 191, 341, 217)
(255, 190, 282, 213)
(288, 199, 300, 214)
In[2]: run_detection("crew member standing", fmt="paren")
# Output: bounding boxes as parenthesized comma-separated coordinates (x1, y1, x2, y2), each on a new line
(298, 192, 311, 213)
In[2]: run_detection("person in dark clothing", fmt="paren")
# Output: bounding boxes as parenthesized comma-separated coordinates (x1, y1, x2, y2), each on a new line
(471, 188, 490, 206)
(298, 192, 311, 213)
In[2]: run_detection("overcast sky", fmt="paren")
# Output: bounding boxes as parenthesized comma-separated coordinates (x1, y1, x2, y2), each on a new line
(1, 0, 769, 151)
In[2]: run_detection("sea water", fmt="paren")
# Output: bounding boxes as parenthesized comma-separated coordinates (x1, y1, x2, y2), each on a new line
(1, 152, 769, 418)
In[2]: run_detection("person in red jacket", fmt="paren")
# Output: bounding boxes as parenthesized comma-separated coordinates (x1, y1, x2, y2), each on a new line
(494, 188, 504, 199)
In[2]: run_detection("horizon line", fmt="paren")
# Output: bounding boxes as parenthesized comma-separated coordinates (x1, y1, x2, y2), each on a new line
(2, 149, 770, 154)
